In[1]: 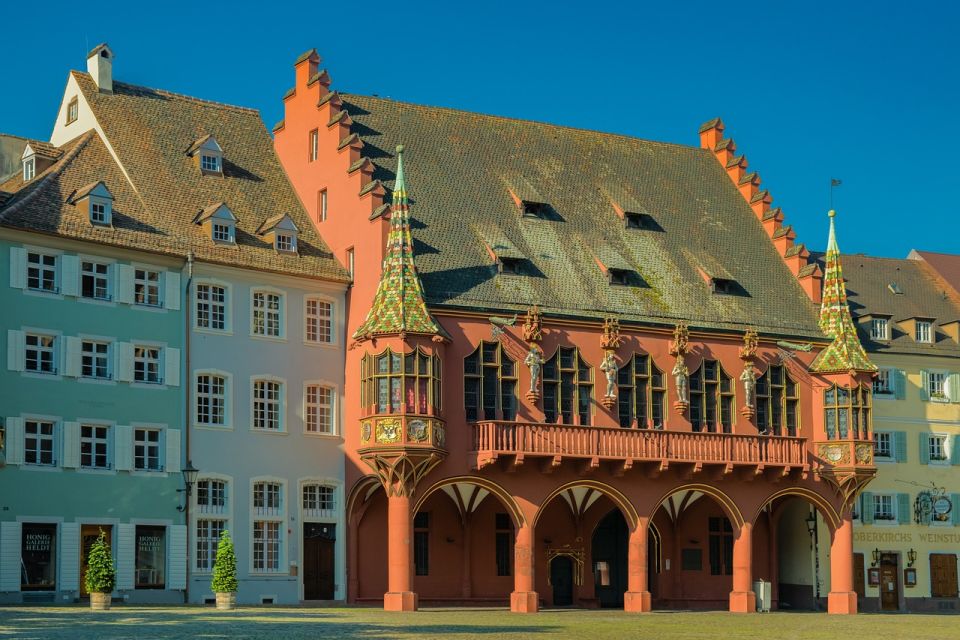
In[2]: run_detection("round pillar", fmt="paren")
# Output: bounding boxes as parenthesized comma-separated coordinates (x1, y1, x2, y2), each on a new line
(729, 521, 756, 613)
(384, 493, 418, 611)
(827, 514, 857, 614)
(510, 524, 538, 613)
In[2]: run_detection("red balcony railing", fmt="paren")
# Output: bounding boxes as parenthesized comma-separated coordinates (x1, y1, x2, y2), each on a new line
(472, 421, 807, 468)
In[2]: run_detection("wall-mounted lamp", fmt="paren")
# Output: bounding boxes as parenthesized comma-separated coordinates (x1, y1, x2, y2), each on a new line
(907, 548, 917, 567)
(871, 548, 880, 567)
(176, 460, 200, 512)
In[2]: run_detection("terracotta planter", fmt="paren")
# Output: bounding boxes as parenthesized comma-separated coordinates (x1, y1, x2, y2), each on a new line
(89, 592, 112, 611)
(215, 592, 237, 610)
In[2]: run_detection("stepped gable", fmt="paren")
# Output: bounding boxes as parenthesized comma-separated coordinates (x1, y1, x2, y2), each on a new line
(328, 94, 823, 339)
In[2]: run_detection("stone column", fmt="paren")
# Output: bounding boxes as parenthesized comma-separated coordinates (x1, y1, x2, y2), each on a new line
(384, 493, 417, 611)
(511, 524, 538, 612)
(827, 514, 857, 614)
(729, 521, 756, 612)
(624, 518, 652, 612)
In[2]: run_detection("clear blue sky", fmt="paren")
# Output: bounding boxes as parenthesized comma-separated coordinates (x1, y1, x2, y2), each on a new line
(4, 0, 957, 257)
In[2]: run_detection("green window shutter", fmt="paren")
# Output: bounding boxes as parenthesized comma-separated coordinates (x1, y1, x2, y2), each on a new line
(952, 435, 960, 466)
(952, 494, 960, 526)
(894, 370, 907, 400)
(897, 494, 911, 524)
(894, 431, 908, 463)
(919, 432, 930, 465)
(861, 492, 875, 524)
(920, 370, 930, 401)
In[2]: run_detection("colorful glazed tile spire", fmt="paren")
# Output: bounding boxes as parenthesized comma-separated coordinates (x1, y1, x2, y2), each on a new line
(809, 210, 877, 373)
(352, 145, 444, 341)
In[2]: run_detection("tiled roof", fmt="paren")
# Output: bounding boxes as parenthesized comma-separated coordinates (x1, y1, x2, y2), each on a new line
(338, 95, 825, 338)
(827, 252, 960, 357)
(1, 72, 349, 283)
(24, 140, 63, 161)
(911, 250, 960, 298)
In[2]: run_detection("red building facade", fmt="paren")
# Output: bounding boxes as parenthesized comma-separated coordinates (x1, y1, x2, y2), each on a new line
(274, 50, 877, 614)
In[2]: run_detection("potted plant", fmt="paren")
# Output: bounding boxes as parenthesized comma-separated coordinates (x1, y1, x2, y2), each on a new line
(211, 530, 239, 610)
(85, 530, 115, 610)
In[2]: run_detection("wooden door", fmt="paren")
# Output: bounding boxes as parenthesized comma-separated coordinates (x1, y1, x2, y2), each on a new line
(930, 554, 959, 598)
(80, 525, 112, 597)
(303, 523, 335, 600)
(550, 556, 574, 607)
(879, 553, 899, 611)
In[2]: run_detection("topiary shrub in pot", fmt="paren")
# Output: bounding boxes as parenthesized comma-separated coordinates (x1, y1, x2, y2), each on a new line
(211, 530, 239, 610)
(85, 530, 116, 611)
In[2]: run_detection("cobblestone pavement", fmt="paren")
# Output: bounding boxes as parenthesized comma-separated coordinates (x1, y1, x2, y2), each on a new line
(1, 606, 958, 640)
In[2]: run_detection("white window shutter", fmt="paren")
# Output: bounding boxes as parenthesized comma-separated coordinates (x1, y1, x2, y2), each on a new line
(59, 523, 80, 592)
(946, 373, 960, 403)
(62, 421, 81, 468)
(116, 342, 134, 383)
(115, 425, 133, 471)
(6, 330, 24, 372)
(116, 523, 135, 591)
(165, 429, 181, 473)
(116, 264, 133, 304)
(164, 347, 180, 387)
(8, 247, 25, 289)
(64, 336, 82, 378)
(165, 271, 181, 311)
(61, 255, 79, 297)
(0, 522, 22, 592)
(4, 418, 23, 465)
(168, 525, 187, 590)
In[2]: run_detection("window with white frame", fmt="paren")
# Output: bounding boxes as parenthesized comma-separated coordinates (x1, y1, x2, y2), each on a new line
(928, 372, 946, 400)
(309, 129, 318, 162)
(24, 420, 56, 466)
(23, 157, 35, 181)
(195, 519, 226, 572)
(201, 154, 220, 172)
(81, 260, 111, 300)
(275, 233, 296, 253)
(212, 222, 233, 243)
(196, 374, 227, 427)
(302, 484, 335, 516)
(196, 284, 227, 331)
(134, 428, 162, 471)
(81, 340, 111, 379)
(80, 424, 110, 469)
(916, 321, 933, 343)
(134, 346, 162, 384)
(873, 369, 892, 395)
(26, 251, 58, 292)
(252, 521, 281, 572)
(134, 269, 161, 307)
(196, 479, 227, 513)
(874, 432, 892, 459)
(319, 189, 328, 222)
(254, 482, 282, 515)
(67, 97, 79, 124)
(305, 384, 334, 434)
(870, 318, 889, 341)
(252, 291, 282, 337)
(305, 298, 332, 344)
(873, 494, 895, 521)
(90, 201, 108, 225)
(253, 380, 282, 431)
(25, 333, 57, 374)
(929, 434, 949, 462)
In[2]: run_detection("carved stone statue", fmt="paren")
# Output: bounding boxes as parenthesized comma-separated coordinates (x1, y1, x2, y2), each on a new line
(673, 356, 689, 403)
(600, 352, 618, 398)
(524, 344, 544, 394)
(740, 362, 757, 408)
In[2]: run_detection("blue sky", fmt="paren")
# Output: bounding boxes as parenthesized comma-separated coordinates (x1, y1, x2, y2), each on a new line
(3, 0, 957, 257)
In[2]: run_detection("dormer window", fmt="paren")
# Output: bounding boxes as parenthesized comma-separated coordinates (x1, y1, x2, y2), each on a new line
(186, 135, 224, 176)
(869, 316, 890, 341)
(521, 201, 547, 218)
(67, 181, 113, 227)
(276, 232, 296, 253)
(916, 320, 933, 343)
(194, 202, 238, 245)
(608, 268, 632, 286)
(499, 257, 523, 275)
(23, 157, 35, 181)
(624, 212, 657, 230)
(711, 278, 737, 295)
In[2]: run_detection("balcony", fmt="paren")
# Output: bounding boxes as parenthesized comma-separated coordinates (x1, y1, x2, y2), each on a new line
(472, 421, 808, 475)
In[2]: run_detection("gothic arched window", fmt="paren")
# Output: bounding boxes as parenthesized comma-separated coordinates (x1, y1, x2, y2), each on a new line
(464, 341, 517, 422)
(617, 354, 666, 429)
(543, 347, 593, 425)
(689, 360, 734, 433)
(361, 347, 440, 415)
(756, 365, 799, 436)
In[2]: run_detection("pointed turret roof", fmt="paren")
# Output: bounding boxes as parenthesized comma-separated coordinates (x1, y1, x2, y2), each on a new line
(352, 146, 445, 341)
(810, 210, 877, 373)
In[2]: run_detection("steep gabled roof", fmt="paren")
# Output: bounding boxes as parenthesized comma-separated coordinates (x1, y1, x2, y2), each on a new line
(338, 95, 823, 338)
(0, 71, 350, 283)
(910, 250, 960, 299)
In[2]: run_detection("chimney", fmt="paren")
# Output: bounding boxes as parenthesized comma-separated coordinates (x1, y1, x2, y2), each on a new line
(87, 43, 114, 94)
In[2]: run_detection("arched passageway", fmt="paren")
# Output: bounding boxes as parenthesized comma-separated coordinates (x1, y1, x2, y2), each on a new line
(591, 509, 660, 608)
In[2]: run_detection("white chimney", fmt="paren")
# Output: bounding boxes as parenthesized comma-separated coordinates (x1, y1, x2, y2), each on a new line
(86, 43, 114, 94)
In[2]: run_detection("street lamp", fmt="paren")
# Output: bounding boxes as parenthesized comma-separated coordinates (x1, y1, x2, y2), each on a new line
(177, 460, 200, 512)
(907, 549, 917, 568)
